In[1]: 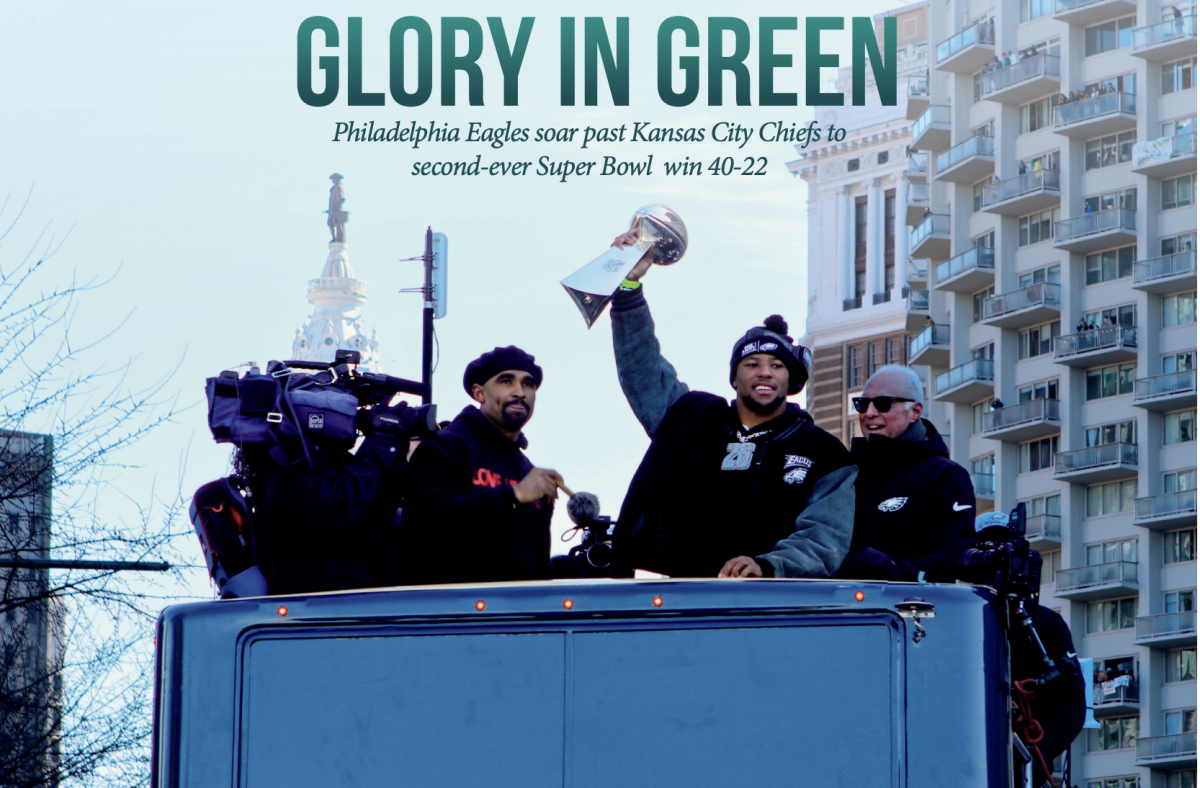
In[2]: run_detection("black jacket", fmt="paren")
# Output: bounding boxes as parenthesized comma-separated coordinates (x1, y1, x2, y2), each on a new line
(1012, 605, 1086, 785)
(839, 418, 975, 583)
(400, 406, 552, 584)
(250, 436, 405, 595)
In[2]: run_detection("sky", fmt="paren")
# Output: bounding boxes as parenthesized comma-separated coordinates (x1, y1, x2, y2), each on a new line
(2, 0, 902, 599)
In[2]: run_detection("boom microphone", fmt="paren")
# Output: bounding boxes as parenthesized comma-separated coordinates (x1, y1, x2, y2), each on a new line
(566, 491, 602, 527)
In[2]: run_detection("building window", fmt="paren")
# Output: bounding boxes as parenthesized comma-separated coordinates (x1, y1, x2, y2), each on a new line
(1087, 778, 1139, 788)
(1164, 174, 1197, 210)
(972, 286, 996, 323)
(972, 179, 987, 213)
(1086, 246, 1136, 285)
(1163, 116, 1197, 137)
(1166, 771, 1196, 788)
(1086, 419, 1136, 447)
(1019, 96, 1054, 134)
(1019, 264, 1061, 287)
(1087, 716, 1138, 752)
(1165, 409, 1197, 445)
(886, 337, 903, 365)
(1166, 589, 1196, 614)
(877, 151, 888, 165)
(1084, 304, 1137, 330)
(1165, 469, 1197, 493)
(1165, 292, 1198, 327)
(1163, 232, 1196, 256)
(1020, 0, 1056, 22)
(867, 341, 879, 378)
(848, 346, 863, 388)
(1084, 16, 1135, 55)
(1084, 187, 1137, 214)
(1019, 379, 1059, 401)
(1019, 437, 1058, 473)
(1085, 363, 1136, 400)
(972, 400, 990, 434)
(1086, 598, 1137, 633)
(1042, 550, 1062, 581)
(1165, 528, 1196, 564)
(1085, 131, 1136, 170)
(1166, 650, 1197, 683)
(848, 158, 861, 172)
(1019, 321, 1060, 360)
(972, 342, 995, 361)
(1086, 479, 1137, 517)
(1164, 57, 1197, 94)
(1018, 208, 1058, 246)
(1165, 351, 1197, 374)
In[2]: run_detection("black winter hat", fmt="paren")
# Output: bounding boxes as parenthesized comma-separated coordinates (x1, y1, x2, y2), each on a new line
(729, 315, 811, 396)
(462, 346, 543, 394)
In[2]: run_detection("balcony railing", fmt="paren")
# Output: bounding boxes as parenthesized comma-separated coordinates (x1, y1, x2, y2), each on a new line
(981, 54, 1060, 96)
(308, 277, 367, 297)
(1135, 489, 1197, 520)
(1134, 133, 1198, 167)
(909, 323, 950, 358)
(972, 472, 995, 497)
(1026, 513, 1062, 540)
(1137, 732, 1197, 761)
(1055, 442, 1137, 473)
(985, 398, 1060, 431)
(1055, 0, 1119, 11)
(935, 247, 994, 285)
(908, 153, 929, 177)
(1056, 560, 1138, 592)
(1134, 370, 1197, 402)
(936, 22, 995, 64)
(908, 259, 929, 280)
(912, 105, 951, 142)
(843, 296, 863, 311)
(908, 182, 931, 203)
(908, 73, 930, 97)
(981, 170, 1060, 207)
(1054, 326, 1137, 359)
(935, 359, 994, 395)
(907, 289, 930, 311)
(1133, 251, 1197, 285)
(1133, 14, 1197, 50)
(872, 291, 893, 305)
(1094, 677, 1139, 706)
(936, 136, 995, 173)
(911, 213, 950, 249)
(1136, 610, 1196, 639)
(1053, 91, 1136, 128)
(983, 282, 1060, 320)
(1055, 208, 1136, 242)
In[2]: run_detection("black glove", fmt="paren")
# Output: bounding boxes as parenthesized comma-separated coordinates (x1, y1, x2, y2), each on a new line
(365, 401, 438, 440)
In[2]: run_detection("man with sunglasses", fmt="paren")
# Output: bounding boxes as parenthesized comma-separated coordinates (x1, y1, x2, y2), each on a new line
(603, 232, 856, 580)
(838, 364, 975, 582)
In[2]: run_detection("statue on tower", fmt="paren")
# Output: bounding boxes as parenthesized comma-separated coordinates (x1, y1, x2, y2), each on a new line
(326, 173, 349, 243)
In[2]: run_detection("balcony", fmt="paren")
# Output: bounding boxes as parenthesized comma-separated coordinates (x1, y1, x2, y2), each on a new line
(911, 105, 952, 152)
(1132, 133, 1197, 179)
(981, 171, 1061, 216)
(905, 289, 930, 331)
(1133, 250, 1197, 294)
(935, 21, 995, 73)
(981, 283, 1061, 329)
(1054, 561, 1138, 601)
(1053, 208, 1137, 253)
(907, 152, 929, 182)
(1053, 92, 1137, 139)
(1135, 610, 1196, 649)
(935, 136, 995, 183)
(1053, 442, 1138, 484)
(934, 359, 994, 403)
(1132, 15, 1198, 62)
(910, 213, 951, 260)
(1053, 0, 1137, 27)
(982, 398, 1061, 443)
(906, 74, 931, 120)
(843, 296, 863, 312)
(1134, 489, 1198, 531)
(934, 247, 994, 293)
(1135, 733, 1197, 769)
(872, 291, 895, 306)
(1025, 513, 1062, 552)
(1133, 370, 1197, 411)
(979, 54, 1061, 105)
(972, 472, 995, 501)
(907, 259, 929, 289)
(1054, 326, 1137, 367)
(909, 323, 950, 367)
(1093, 677, 1140, 717)
(906, 181, 931, 225)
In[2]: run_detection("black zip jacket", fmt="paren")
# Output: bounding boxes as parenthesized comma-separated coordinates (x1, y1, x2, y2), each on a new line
(839, 418, 975, 583)
(400, 406, 552, 584)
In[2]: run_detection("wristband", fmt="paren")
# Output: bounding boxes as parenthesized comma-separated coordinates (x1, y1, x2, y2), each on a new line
(619, 279, 641, 291)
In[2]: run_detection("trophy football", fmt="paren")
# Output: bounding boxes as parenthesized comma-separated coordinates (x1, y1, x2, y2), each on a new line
(561, 205, 688, 328)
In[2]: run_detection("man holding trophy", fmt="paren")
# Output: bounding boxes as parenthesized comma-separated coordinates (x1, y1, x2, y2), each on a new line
(562, 207, 856, 579)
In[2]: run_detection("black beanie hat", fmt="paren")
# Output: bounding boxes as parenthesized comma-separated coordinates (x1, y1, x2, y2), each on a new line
(729, 315, 812, 396)
(463, 346, 543, 394)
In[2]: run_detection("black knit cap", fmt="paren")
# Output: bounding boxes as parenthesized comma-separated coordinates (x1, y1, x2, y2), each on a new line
(729, 315, 811, 396)
(462, 346, 543, 394)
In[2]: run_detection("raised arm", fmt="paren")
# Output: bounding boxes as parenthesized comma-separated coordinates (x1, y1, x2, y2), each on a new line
(610, 285, 690, 437)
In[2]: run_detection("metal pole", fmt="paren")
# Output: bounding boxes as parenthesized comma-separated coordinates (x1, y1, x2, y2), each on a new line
(0, 557, 171, 572)
(422, 226, 434, 405)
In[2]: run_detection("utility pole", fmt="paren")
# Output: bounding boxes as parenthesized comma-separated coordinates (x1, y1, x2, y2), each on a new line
(421, 226, 434, 405)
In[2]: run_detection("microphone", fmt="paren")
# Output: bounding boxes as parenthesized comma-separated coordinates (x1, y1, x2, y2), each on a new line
(566, 491, 602, 527)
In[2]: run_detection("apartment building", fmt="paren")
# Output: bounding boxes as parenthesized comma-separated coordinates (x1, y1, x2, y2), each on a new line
(795, 0, 1196, 785)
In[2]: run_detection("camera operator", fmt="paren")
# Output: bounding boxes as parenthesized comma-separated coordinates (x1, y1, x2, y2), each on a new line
(237, 395, 431, 595)
(964, 511, 1085, 788)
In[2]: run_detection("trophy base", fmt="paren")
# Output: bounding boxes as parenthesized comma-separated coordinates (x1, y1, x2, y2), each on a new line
(562, 285, 612, 329)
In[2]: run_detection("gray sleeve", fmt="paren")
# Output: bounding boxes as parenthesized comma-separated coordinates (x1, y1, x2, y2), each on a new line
(610, 288, 690, 437)
(758, 465, 857, 578)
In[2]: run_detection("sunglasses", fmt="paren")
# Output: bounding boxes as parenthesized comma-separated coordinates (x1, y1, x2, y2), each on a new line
(852, 396, 914, 414)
